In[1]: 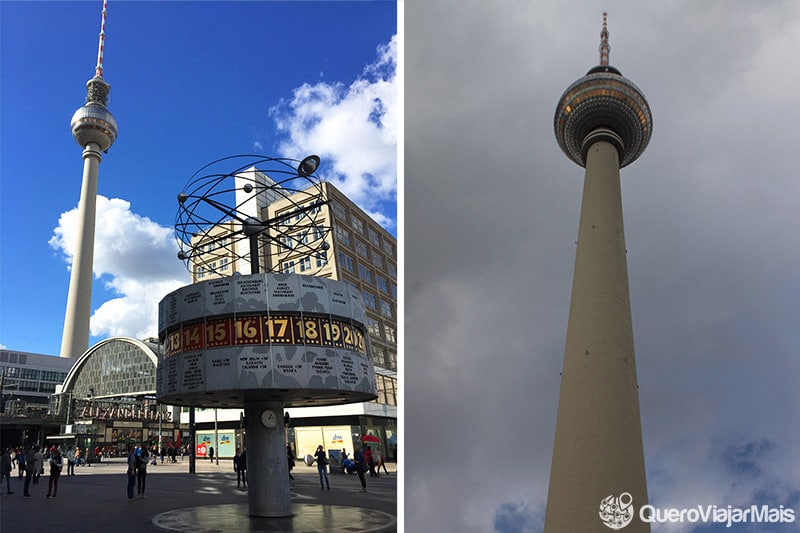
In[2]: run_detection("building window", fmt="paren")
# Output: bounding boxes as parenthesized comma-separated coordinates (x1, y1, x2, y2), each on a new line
(376, 375, 397, 406)
(374, 253, 386, 272)
(220, 257, 229, 270)
(384, 325, 396, 343)
(351, 216, 365, 235)
(382, 239, 394, 257)
(387, 262, 397, 279)
(299, 256, 311, 272)
(355, 239, 369, 260)
(366, 316, 381, 338)
(338, 252, 354, 273)
(376, 275, 389, 294)
(315, 251, 328, 268)
(282, 260, 295, 273)
(335, 226, 351, 247)
(372, 347, 386, 366)
(363, 291, 377, 310)
(359, 265, 373, 283)
(368, 228, 381, 246)
(331, 200, 347, 221)
(391, 284, 397, 299)
(19, 368, 41, 380)
(380, 300, 393, 318)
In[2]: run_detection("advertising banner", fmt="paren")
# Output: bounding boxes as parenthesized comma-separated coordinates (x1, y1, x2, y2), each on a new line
(195, 432, 214, 457)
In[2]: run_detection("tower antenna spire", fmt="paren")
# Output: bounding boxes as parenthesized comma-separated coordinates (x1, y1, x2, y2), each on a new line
(95, 0, 108, 78)
(599, 11, 610, 66)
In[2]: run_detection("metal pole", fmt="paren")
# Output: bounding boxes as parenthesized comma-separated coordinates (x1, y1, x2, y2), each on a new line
(158, 401, 163, 457)
(189, 407, 196, 474)
(214, 408, 219, 465)
(249, 235, 260, 274)
(0, 367, 5, 414)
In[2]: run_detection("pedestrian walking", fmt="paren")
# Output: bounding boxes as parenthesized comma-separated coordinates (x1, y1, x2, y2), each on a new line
(287, 445, 296, 481)
(353, 445, 368, 492)
(126, 445, 137, 501)
(233, 448, 247, 488)
(365, 446, 377, 477)
(376, 446, 390, 475)
(136, 444, 150, 498)
(314, 445, 330, 490)
(45, 445, 63, 498)
(1, 448, 13, 494)
(160, 446, 166, 463)
(208, 445, 214, 462)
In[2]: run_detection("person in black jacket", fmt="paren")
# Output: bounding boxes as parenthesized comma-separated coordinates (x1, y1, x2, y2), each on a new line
(136, 444, 150, 498)
(287, 445, 296, 481)
(314, 445, 330, 490)
(233, 448, 247, 488)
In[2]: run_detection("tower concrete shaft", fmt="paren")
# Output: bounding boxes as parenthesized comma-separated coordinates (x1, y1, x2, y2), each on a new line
(544, 139, 649, 532)
(60, 144, 103, 358)
(61, 0, 117, 358)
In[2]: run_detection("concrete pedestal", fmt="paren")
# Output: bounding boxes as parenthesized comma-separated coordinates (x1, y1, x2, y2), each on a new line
(243, 400, 291, 517)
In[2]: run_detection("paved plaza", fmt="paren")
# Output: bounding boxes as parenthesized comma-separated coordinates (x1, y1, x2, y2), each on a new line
(0, 456, 397, 532)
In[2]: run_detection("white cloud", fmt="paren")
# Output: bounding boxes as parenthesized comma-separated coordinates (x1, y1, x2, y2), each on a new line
(269, 35, 397, 228)
(49, 196, 189, 341)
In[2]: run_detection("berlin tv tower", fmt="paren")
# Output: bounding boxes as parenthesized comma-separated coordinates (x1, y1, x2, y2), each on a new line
(545, 13, 652, 532)
(60, 0, 118, 358)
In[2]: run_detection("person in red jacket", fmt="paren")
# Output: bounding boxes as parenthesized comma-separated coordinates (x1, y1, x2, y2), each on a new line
(364, 446, 378, 477)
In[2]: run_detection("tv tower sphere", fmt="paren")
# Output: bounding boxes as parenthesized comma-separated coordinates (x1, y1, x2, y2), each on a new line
(70, 77, 118, 151)
(554, 15, 651, 168)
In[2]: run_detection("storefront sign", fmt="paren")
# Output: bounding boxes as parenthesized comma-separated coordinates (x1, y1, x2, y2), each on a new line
(80, 405, 172, 422)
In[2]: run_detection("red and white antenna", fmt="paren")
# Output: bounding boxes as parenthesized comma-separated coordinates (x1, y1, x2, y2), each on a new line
(599, 12, 610, 66)
(95, 0, 108, 78)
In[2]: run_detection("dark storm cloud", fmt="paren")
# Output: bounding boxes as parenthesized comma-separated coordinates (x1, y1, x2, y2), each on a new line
(405, 1, 800, 531)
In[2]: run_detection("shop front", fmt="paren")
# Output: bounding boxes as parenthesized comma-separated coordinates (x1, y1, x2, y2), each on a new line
(48, 337, 182, 459)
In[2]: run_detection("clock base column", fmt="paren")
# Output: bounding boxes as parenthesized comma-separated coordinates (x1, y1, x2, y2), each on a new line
(243, 399, 292, 517)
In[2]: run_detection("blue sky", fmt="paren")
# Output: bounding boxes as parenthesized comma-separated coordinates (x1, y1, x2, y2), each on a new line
(0, 1, 397, 357)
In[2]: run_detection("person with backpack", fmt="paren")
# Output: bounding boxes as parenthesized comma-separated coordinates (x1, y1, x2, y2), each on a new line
(136, 444, 150, 498)
(45, 444, 63, 498)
